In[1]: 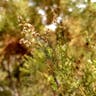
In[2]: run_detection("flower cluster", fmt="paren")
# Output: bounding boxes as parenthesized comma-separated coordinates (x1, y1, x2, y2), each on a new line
(19, 21, 48, 49)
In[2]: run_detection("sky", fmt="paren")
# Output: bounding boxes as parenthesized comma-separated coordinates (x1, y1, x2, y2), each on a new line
(91, 0, 96, 2)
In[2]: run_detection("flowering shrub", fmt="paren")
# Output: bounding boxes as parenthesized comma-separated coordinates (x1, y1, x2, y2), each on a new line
(0, 0, 96, 96)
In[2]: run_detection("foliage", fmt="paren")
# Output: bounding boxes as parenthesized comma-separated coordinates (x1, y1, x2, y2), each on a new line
(0, 0, 96, 96)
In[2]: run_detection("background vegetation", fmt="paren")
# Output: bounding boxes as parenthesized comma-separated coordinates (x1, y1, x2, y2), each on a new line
(0, 0, 96, 96)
